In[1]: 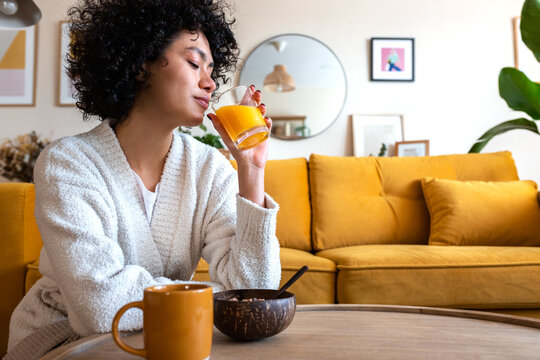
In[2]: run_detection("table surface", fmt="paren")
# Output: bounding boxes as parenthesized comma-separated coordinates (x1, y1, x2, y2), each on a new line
(41, 304, 540, 360)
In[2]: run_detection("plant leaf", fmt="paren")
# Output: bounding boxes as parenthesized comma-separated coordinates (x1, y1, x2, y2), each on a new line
(468, 118, 539, 153)
(499, 67, 540, 119)
(521, 0, 540, 62)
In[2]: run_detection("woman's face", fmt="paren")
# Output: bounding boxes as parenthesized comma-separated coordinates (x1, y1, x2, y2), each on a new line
(140, 30, 216, 128)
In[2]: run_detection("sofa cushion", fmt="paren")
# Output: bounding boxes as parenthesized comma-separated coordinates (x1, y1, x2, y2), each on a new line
(317, 245, 540, 309)
(308, 152, 519, 251)
(309, 154, 457, 250)
(422, 178, 540, 246)
(193, 248, 336, 304)
(231, 158, 311, 251)
(446, 151, 519, 181)
(264, 159, 311, 251)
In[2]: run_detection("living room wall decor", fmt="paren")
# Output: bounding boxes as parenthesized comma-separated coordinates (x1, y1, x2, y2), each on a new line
(57, 21, 76, 106)
(395, 140, 429, 156)
(370, 37, 415, 82)
(239, 33, 347, 140)
(351, 114, 404, 156)
(0, 24, 37, 106)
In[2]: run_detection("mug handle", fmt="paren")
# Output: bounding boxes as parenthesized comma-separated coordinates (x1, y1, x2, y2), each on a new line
(112, 301, 146, 358)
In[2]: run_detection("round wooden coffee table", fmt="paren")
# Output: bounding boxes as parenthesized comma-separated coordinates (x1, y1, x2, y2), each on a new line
(41, 305, 540, 359)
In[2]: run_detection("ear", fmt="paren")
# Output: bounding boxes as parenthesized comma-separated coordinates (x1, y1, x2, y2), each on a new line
(135, 63, 148, 81)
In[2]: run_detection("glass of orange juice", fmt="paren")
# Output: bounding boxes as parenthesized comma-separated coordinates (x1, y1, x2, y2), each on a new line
(211, 85, 269, 150)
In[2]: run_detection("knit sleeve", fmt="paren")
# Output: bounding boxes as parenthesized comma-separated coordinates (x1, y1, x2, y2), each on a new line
(199, 158, 281, 290)
(33, 141, 174, 336)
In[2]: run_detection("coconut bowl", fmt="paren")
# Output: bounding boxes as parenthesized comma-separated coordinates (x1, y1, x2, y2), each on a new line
(213, 289, 296, 341)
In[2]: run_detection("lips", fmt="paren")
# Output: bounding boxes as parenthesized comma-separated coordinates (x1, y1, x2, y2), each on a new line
(194, 97, 210, 110)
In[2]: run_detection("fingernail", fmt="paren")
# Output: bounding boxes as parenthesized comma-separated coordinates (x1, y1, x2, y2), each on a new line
(260, 103, 266, 107)
(250, 84, 255, 88)
(255, 90, 261, 94)
(206, 114, 212, 121)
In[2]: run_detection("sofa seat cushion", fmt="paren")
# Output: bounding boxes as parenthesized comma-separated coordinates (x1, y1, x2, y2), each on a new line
(193, 248, 336, 304)
(279, 248, 336, 304)
(316, 245, 540, 309)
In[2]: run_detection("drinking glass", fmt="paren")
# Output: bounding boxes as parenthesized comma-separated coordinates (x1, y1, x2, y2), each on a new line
(211, 85, 269, 150)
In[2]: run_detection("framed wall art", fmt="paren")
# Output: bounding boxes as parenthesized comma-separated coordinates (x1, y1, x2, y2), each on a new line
(370, 37, 415, 82)
(512, 16, 540, 82)
(58, 21, 77, 106)
(396, 140, 429, 157)
(0, 25, 37, 106)
(352, 114, 404, 157)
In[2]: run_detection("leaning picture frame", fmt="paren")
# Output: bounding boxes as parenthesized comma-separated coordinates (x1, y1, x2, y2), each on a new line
(0, 25, 38, 106)
(57, 21, 77, 106)
(370, 37, 415, 82)
(512, 16, 540, 82)
(352, 114, 404, 157)
(395, 140, 429, 157)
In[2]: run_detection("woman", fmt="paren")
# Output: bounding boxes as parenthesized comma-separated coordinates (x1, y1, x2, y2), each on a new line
(5, 0, 280, 357)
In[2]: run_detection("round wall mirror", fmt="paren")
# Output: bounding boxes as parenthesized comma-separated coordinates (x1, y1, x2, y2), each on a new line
(239, 34, 347, 140)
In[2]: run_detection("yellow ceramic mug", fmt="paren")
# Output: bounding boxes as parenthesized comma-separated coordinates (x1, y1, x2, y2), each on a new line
(112, 284, 213, 360)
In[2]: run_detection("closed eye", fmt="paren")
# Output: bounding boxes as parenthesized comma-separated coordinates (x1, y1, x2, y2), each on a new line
(188, 61, 199, 69)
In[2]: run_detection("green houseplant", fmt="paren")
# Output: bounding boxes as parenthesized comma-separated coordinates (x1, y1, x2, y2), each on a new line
(179, 124, 232, 159)
(179, 124, 224, 149)
(469, 0, 540, 153)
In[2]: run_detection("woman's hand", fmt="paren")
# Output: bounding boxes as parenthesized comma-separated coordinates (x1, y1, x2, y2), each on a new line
(207, 85, 271, 207)
(207, 85, 271, 169)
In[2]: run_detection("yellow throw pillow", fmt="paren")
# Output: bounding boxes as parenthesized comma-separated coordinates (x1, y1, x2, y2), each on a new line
(421, 178, 540, 246)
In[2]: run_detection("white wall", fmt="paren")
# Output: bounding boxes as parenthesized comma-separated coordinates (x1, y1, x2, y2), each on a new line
(1, 0, 538, 183)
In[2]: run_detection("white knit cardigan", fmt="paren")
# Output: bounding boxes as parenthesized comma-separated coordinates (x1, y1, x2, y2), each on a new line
(7, 121, 281, 350)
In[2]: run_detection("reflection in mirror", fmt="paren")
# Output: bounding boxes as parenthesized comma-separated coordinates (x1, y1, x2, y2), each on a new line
(239, 34, 347, 140)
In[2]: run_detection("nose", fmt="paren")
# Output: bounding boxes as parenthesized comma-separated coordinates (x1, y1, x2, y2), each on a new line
(201, 70, 216, 93)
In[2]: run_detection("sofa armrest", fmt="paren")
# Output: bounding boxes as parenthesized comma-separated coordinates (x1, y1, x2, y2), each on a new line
(0, 183, 42, 355)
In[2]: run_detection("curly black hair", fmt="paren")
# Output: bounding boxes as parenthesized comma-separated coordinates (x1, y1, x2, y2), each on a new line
(67, 0, 239, 125)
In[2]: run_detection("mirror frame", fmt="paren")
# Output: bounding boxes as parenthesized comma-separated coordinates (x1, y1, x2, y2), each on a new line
(238, 33, 348, 140)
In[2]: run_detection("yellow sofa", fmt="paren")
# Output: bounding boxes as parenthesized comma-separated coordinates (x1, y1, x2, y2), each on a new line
(2, 151, 540, 355)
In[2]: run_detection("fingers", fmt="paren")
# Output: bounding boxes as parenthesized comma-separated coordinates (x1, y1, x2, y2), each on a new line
(264, 116, 272, 132)
(249, 84, 262, 106)
(257, 103, 266, 117)
(252, 90, 262, 105)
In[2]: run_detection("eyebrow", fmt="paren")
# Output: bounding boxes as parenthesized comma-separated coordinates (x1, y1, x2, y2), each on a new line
(186, 46, 214, 68)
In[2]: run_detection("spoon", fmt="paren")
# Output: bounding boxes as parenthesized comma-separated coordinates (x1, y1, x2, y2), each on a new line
(271, 265, 309, 299)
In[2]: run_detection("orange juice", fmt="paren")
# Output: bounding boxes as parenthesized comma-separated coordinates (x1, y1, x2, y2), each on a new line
(215, 105, 269, 150)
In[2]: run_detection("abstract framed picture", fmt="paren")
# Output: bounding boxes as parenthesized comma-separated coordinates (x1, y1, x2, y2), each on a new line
(0, 25, 37, 106)
(396, 140, 430, 157)
(352, 114, 404, 157)
(370, 38, 415, 82)
(58, 21, 77, 106)
(512, 16, 540, 82)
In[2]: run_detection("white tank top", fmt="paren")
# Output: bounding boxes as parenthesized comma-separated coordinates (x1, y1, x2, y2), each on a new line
(131, 170, 159, 223)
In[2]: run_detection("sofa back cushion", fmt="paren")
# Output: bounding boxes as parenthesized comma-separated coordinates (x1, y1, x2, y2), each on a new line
(309, 151, 519, 251)
(446, 151, 519, 181)
(264, 158, 312, 251)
